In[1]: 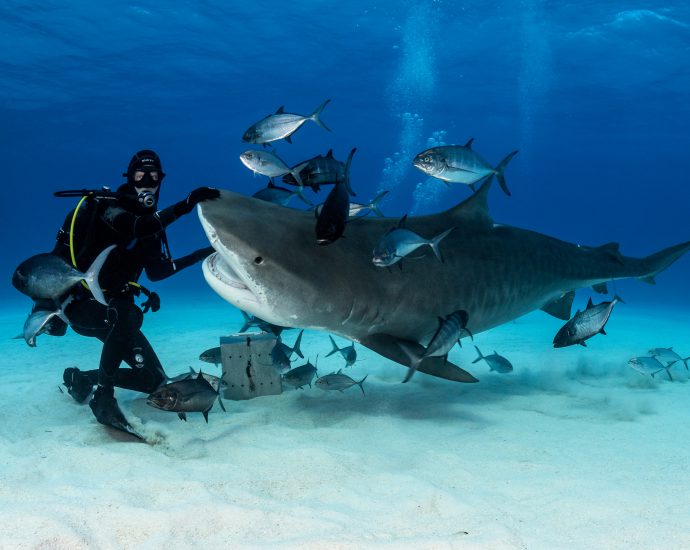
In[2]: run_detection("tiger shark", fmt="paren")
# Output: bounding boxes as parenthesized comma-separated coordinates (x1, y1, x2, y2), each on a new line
(198, 180, 689, 383)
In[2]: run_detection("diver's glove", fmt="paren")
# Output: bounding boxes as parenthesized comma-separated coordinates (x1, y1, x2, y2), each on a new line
(191, 246, 215, 264)
(141, 292, 160, 314)
(156, 187, 220, 226)
(174, 187, 220, 216)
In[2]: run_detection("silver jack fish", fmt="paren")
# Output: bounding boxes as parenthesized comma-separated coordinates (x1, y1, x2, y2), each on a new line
(270, 330, 304, 372)
(315, 370, 368, 395)
(399, 310, 471, 382)
(325, 335, 357, 367)
(553, 295, 624, 348)
(283, 148, 357, 196)
(243, 100, 331, 145)
(12, 245, 115, 306)
(147, 371, 226, 422)
(413, 138, 518, 196)
(315, 190, 389, 218)
(239, 310, 286, 336)
(648, 347, 690, 370)
(240, 149, 303, 186)
(628, 356, 673, 381)
(18, 295, 72, 347)
(282, 358, 318, 389)
(252, 181, 312, 207)
(372, 215, 454, 267)
(472, 346, 513, 373)
(199, 346, 222, 367)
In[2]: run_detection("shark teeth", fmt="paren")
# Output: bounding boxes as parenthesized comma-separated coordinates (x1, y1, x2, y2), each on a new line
(207, 253, 249, 290)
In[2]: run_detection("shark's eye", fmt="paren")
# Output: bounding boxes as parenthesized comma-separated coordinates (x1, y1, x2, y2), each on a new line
(254, 256, 264, 265)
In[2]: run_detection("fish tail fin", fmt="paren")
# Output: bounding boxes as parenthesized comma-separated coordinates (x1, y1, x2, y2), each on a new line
(357, 374, 368, 396)
(217, 392, 227, 412)
(310, 99, 331, 132)
(429, 227, 455, 263)
(83, 244, 115, 306)
(399, 342, 423, 383)
(294, 184, 313, 207)
(292, 329, 305, 359)
(369, 190, 389, 217)
(240, 310, 251, 332)
(325, 335, 340, 357)
(343, 148, 357, 197)
(494, 150, 518, 197)
(472, 345, 484, 364)
(290, 168, 304, 187)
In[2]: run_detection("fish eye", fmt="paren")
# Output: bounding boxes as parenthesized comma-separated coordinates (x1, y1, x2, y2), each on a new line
(246, 153, 253, 159)
(424, 156, 431, 162)
(254, 256, 264, 265)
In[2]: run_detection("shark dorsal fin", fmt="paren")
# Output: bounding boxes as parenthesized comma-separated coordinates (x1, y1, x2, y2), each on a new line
(443, 177, 493, 228)
(275, 105, 285, 114)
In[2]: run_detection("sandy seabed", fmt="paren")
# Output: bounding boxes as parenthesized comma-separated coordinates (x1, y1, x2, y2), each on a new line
(1, 300, 689, 550)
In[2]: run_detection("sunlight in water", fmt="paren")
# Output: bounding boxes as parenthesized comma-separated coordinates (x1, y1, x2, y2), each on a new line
(378, 1, 438, 207)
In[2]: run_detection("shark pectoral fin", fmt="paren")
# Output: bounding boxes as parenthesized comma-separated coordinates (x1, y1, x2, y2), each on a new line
(360, 334, 479, 383)
(592, 282, 608, 294)
(540, 291, 575, 320)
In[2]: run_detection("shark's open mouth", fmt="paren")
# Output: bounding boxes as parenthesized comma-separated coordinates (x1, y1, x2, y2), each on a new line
(203, 252, 259, 305)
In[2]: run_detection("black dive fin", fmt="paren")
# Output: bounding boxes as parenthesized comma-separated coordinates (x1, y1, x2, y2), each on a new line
(285, 135, 293, 144)
(360, 333, 479, 383)
(540, 291, 575, 320)
(464, 137, 474, 148)
(586, 297, 594, 309)
(600, 327, 607, 335)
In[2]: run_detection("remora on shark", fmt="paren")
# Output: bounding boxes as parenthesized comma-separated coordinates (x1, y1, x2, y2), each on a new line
(198, 180, 689, 383)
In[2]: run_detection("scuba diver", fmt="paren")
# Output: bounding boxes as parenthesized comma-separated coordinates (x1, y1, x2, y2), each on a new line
(50, 149, 219, 437)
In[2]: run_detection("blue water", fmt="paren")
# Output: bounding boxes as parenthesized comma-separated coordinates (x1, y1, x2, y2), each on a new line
(2, 1, 689, 308)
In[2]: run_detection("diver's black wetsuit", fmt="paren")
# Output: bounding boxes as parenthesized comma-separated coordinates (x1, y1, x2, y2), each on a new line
(53, 186, 214, 394)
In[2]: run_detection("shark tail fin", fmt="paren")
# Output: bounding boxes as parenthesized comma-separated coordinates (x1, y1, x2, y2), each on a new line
(325, 335, 340, 357)
(83, 244, 116, 306)
(429, 227, 455, 263)
(494, 150, 518, 197)
(292, 329, 305, 359)
(310, 99, 331, 132)
(343, 148, 357, 197)
(472, 345, 484, 364)
(368, 190, 388, 217)
(638, 241, 690, 285)
(399, 342, 424, 383)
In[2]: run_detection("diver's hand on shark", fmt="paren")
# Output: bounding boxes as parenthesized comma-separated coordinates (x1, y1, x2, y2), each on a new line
(172, 187, 220, 217)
